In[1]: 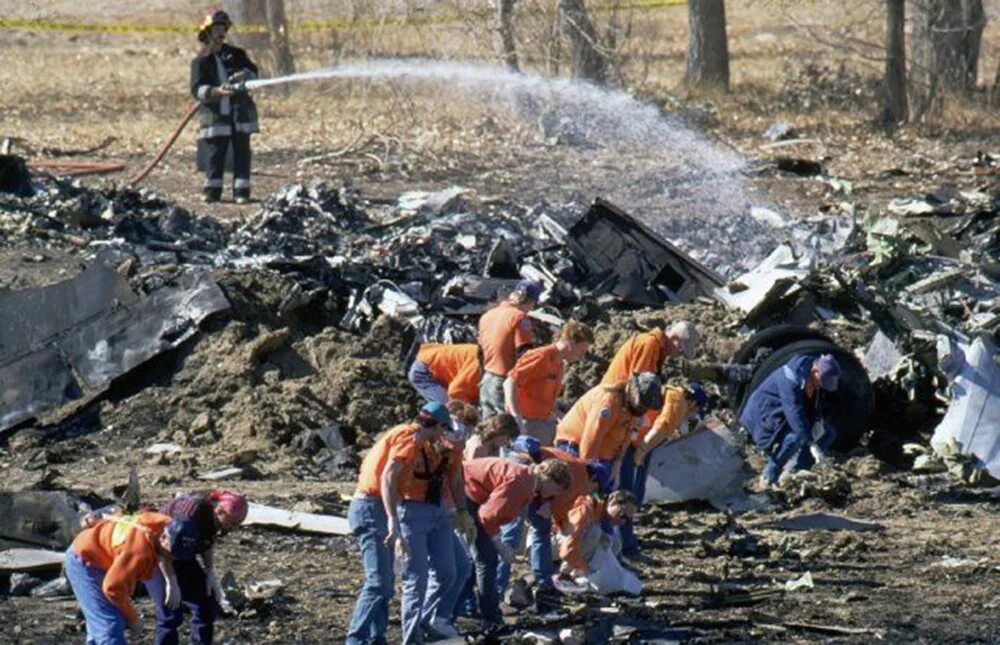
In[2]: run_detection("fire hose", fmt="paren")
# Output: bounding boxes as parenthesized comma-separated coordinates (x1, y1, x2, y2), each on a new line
(128, 100, 200, 186)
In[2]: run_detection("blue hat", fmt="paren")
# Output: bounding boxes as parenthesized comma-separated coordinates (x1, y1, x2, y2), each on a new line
(514, 280, 542, 302)
(815, 354, 841, 392)
(511, 435, 542, 463)
(165, 518, 199, 561)
(419, 401, 452, 427)
(586, 460, 613, 495)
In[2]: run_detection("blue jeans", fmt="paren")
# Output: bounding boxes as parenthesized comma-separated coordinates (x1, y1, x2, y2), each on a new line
(619, 445, 651, 556)
(753, 419, 812, 483)
(496, 500, 553, 596)
(65, 548, 128, 645)
(145, 559, 216, 645)
(399, 501, 457, 644)
(424, 530, 471, 623)
(346, 497, 394, 645)
(469, 504, 502, 625)
(407, 361, 448, 405)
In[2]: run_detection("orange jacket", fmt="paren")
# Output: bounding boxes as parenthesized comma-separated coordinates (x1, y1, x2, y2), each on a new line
(602, 329, 667, 385)
(602, 329, 668, 445)
(559, 494, 606, 574)
(645, 386, 696, 448)
(416, 343, 480, 403)
(478, 301, 534, 376)
(71, 512, 171, 625)
(507, 344, 564, 420)
(555, 384, 635, 462)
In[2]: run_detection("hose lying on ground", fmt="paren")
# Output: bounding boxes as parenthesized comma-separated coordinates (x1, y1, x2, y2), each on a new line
(129, 100, 200, 186)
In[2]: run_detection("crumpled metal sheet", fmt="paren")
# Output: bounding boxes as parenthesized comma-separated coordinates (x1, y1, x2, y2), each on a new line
(565, 198, 725, 306)
(644, 419, 752, 505)
(931, 337, 1000, 478)
(0, 491, 88, 549)
(0, 267, 229, 431)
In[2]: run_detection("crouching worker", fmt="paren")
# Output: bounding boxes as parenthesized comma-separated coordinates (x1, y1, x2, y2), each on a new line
(408, 343, 481, 405)
(145, 489, 248, 645)
(66, 512, 199, 644)
(462, 457, 572, 629)
(494, 436, 612, 600)
(739, 354, 841, 487)
(557, 490, 639, 595)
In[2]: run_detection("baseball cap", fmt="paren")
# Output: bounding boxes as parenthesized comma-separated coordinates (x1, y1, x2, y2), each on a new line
(668, 321, 698, 359)
(815, 354, 841, 391)
(630, 372, 664, 411)
(419, 401, 453, 427)
(514, 280, 542, 302)
(585, 460, 613, 494)
(165, 518, 199, 561)
(511, 435, 542, 463)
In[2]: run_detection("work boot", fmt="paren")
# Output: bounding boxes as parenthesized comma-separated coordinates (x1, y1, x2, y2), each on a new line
(234, 189, 251, 204)
(202, 188, 222, 203)
(424, 617, 460, 639)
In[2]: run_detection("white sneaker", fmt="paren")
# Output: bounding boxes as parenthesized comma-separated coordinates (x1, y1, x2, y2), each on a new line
(426, 617, 460, 639)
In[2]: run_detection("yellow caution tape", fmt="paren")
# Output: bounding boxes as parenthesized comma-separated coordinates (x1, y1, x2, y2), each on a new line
(0, 0, 684, 35)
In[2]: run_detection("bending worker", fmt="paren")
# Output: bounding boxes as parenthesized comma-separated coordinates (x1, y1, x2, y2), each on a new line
(619, 381, 707, 559)
(146, 489, 248, 645)
(408, 343, 481, 405)
(503, 320, 593, 445)
(462, 457, 572, 629)
(554, 372, 664, 482)
(66, 511, 199, 644)
(740, 353, 842, 486)
(190, 10, 259, 204)
(477, 281, 542, 418)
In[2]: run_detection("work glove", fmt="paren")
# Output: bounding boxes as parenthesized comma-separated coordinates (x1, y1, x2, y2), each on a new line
(810, 444, 828, 464)
(633, 444, 648, 467)
(385, 518, 406, 557)
(230, 70, 247, 83)
(493, 536, 515, 564)
(454, 509, 477, 545)
(205, 567, 225, 600)
(164, 572, 182, 610)
(126, 618, 144, 640)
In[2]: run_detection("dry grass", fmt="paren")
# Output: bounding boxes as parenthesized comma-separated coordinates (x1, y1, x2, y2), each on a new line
(0, 0, 997, 213)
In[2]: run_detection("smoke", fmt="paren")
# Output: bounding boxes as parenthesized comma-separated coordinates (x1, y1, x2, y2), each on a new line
(249, 59, 797, 275)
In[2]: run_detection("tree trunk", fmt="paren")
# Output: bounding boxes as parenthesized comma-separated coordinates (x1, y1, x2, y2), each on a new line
(883, 0, 908, 127)
(911, 0, 984, 104)
(496, 0, 519, 72)
(265, 0, 295, 77)
(684, 0, 729, 91)
(558, 0, 607, 83)
(223, 0, 270, 61)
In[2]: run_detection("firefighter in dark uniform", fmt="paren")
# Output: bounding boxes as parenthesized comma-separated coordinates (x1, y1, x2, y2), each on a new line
(190, 10, 260, 204)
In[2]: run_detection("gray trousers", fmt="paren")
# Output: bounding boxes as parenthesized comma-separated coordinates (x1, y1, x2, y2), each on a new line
(521, 417, 557, 446)
(479, 372, 506, 420)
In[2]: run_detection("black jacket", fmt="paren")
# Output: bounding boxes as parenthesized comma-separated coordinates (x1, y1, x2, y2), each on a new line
(190, 43, 260, 139)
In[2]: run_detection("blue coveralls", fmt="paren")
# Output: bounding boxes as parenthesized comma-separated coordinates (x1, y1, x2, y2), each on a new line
(739, 355, 836, 483)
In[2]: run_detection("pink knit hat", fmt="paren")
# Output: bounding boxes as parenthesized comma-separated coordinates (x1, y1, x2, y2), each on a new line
(209, 489, 248, 526)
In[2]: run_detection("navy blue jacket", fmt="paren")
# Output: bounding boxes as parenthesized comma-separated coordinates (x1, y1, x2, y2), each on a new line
(190, 43, 259, 139)
(739, 355, 836, 477)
